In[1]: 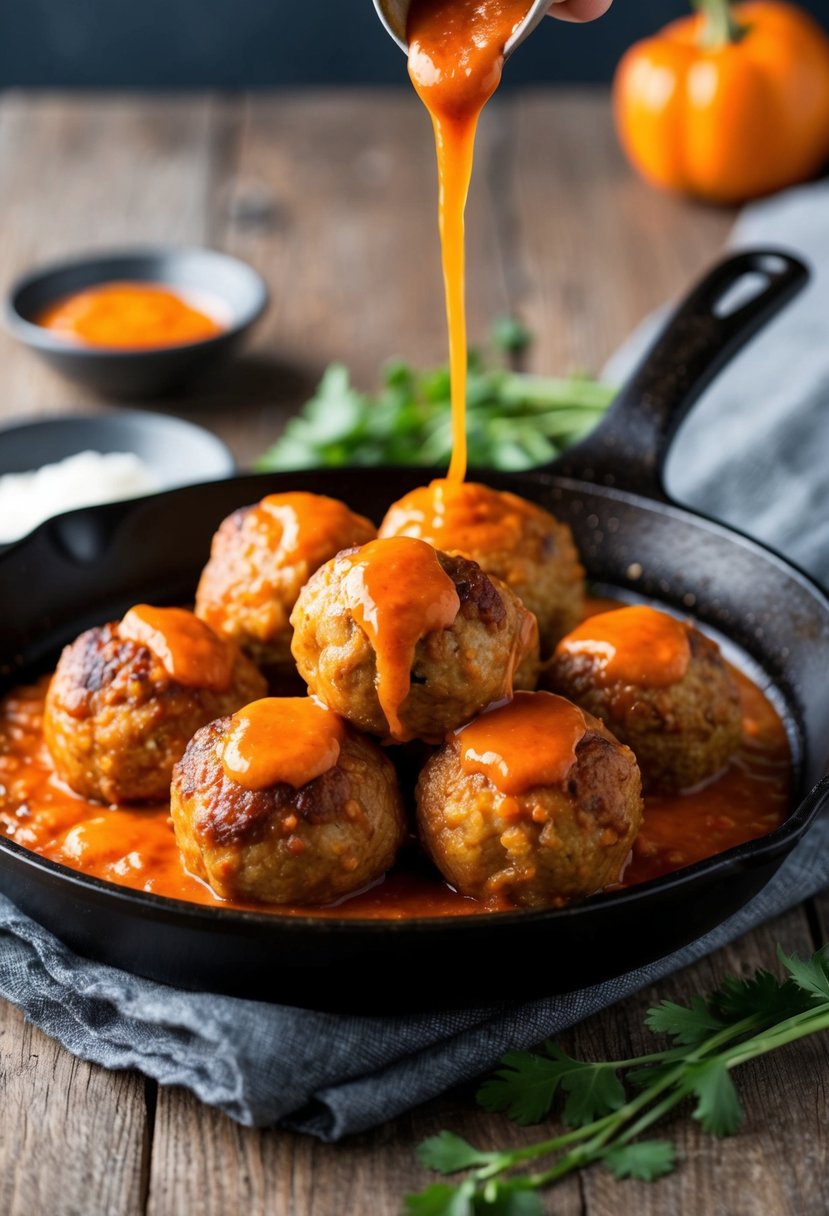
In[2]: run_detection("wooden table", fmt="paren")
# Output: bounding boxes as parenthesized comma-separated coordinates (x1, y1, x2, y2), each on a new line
(0, 89, 826, 1216)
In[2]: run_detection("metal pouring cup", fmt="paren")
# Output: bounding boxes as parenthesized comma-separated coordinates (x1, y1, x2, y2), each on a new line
(372, 0, 555, 56)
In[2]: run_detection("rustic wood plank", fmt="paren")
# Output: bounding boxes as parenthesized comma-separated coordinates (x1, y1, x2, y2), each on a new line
(146, 1083, 582, 1216)
(574, 909, 829, 1216)
(0, 998, 149, 1216)
(145, 914, 826, 1216)
(507, 90, 736, 377)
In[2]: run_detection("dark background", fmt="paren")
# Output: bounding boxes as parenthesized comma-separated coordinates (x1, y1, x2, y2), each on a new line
(3, 0, 827, 88)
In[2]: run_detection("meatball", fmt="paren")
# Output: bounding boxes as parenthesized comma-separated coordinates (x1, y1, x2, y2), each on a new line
(417, 691, 642, 908)
(290, 536, 539, 743)
(379, 479, 584, 654)
(543, 605, 742, 793)
(44, 605, 267, 804)
(171, 700, 406, 905)
(195, 491, 376, 673)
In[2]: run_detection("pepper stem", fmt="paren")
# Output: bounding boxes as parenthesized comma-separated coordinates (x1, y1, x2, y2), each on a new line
(692, 0, 746, 47)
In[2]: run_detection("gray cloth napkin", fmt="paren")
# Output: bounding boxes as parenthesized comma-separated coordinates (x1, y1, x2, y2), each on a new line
(3, 181, 829, 1141)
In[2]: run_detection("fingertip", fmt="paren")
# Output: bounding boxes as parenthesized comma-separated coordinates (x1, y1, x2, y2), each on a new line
(549, 0, 613, 23)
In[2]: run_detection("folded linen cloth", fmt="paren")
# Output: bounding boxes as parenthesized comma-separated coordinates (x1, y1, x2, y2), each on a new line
(3, 181, 829, 1141)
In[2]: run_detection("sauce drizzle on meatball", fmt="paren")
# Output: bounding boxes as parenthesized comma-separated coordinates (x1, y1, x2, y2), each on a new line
(457, 691, 590, 795)
(342, 537, 461, 739)
(555, 605, 692, 688)
(379, 479, 585, 655)
(219, 697, 345, 791)
(120, 604, 234, 692)
(381, 479, 559, 555)
(254, 492, 375, 571)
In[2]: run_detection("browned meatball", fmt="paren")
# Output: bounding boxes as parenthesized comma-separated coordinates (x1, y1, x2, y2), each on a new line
(290, 537, 539, 743)
(44, 607, 267, 804)
(379, 479, 585, 654)
(543, 605, 742, 793)
(171, 710, 406, 905)
(195, 491, 376, 673)
(416, 692, 642, 908)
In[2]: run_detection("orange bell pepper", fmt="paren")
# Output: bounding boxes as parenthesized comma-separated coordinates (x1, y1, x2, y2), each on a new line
(613, 0, 829, 204)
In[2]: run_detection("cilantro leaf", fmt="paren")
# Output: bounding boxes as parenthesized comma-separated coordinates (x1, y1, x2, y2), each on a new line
(559, 1059, 626, 1127)
(646, 995, 727, 1046)
(404, 1181, 476, 1216)
(681, 1060, 743, 1136)
(417, 1132, 503, 1175)
(602, 1139, 677, 1181)
(778, 947, 829, 1003)
(712, 969, 809, 1023)
(476, 1044, 569, 1125)
(477, 1042, 623, 1127)
(474, 1040, 622, 1123)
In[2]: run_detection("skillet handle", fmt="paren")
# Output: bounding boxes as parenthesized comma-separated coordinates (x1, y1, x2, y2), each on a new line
(551, 249, 809, 500)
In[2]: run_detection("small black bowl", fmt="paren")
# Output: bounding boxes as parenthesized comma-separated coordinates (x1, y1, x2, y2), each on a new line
(0, 410, 235, 549)
(4, 247, 269, 399)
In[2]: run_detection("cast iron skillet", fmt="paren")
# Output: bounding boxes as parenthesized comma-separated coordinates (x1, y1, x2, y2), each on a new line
(1, 249, 829, 1012)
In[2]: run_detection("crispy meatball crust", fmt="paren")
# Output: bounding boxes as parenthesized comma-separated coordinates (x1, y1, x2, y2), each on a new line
(44, 622, 267, 804)
(544, 622, 742, 794)
(195, 493, 376, 671)
(290, 548, 539, 742)
(417, 713, 642, 908)
(379, 481, 585, 654)
(171, 717, 406, 905)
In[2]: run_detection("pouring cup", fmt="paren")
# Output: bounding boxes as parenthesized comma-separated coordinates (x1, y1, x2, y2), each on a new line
(373, 0, 556, 55)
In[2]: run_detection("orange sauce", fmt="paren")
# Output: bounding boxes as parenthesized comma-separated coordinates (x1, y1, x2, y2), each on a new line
(342, 537, 460, 740)
(120, 605, 233, 692)
(255, 492, 375, 566)
(219, 698, 345, 791)
(0, 652, 792, 917)
(37, 281, 225, 350)
(380, 478, 550, 551)
(556, 605, 693, 688)
(458, 692, 589, 794)
(626, 670, 792, 885)
(407, 0, 533, 483)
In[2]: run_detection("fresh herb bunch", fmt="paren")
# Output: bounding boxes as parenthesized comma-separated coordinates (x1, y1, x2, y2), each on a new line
(405, 946, 829, 1214)
(255, 321, 615, 474)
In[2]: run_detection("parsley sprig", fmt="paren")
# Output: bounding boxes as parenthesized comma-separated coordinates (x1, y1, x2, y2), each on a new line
(256, 322, 615, 474)
(405, 946, 829, 1215)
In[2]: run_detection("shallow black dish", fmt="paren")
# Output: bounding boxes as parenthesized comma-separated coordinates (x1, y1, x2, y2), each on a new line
(1, 249, 828, 1013)
(0, 410, 235, 551)
(4, 247, 268, 398)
